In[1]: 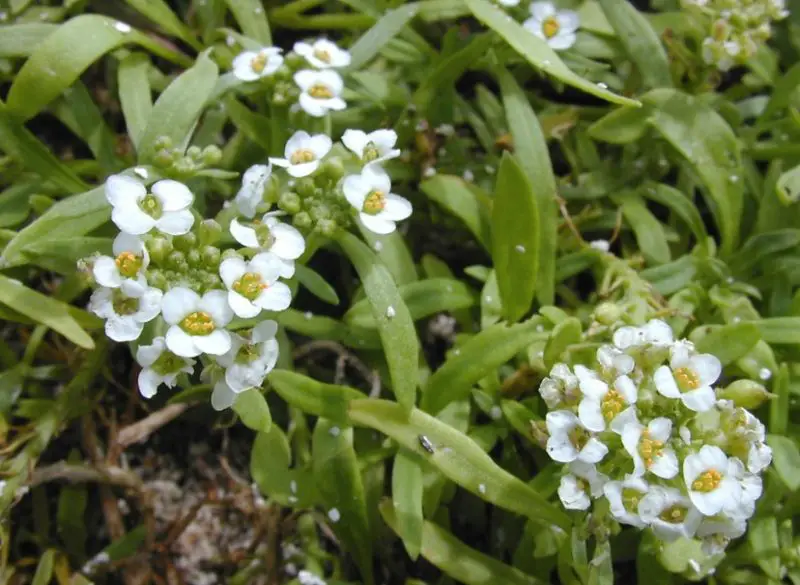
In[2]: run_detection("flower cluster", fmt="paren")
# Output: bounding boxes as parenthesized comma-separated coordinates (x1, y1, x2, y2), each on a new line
(681, 0, 789, 71)
(232, 37, 350, 117)
(539, 319, 771, 554)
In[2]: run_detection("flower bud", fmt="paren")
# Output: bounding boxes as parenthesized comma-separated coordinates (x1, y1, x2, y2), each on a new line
(197, 219, 223, 246)
(594, 302, 622, 326)
(295, 178, 316, 198)
(718, 380, 772, 410)
(293, 211, 312, 229)
(186, 145, 202, 160)
(154, 149, 174, 168)
(264, 175, 280, 204)
(309, 203, 332, 222)
(279, 192, 302, 214)
(221, 248, 240, 262)
(147, 269, 168, 290)
(173, 158, 195, 176)
(166, 250, 188, 272)
(146, 235, 172, 265)
(186, 248, 202, 268)
(202, 245, 221, 269)
(316, 218, 337, 237)
(173, 232, 198, 252)
(318, 157, 345, 182)
(284, 53, 305, 70)
(202, 145, 222, 166)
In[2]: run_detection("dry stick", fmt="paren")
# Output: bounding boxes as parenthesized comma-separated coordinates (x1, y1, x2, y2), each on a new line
(114, 403, 190, 451)
(29, 462, 143, 490)
(292, 340, 380, 396)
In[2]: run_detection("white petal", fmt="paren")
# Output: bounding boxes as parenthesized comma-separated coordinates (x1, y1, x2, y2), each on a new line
(166, 327, 201, 357)
(228, 291, 261, 318)
(220, 257, 247, 288)
(225, 362, 262, 393)
(691, 489, 728, 516)
(161, 287, 200, 324)
(530, 1, 556, 20)
(308, 134, 333, 158)
(252, 320, 279, 342)
(106, 316, 143, 342)
(644, 319, 674, 345)
(288, 160, 320, 178)
(558, 475, 590, 510)
(579, 376, 608, 400)
(232, 51, 261, 81)
(383, 194, 413, 221)
(343, 174, 368, 208)
(579, 438, 608, 464)
(548, 31, 576, 50)
(609, 406, 638, 435)
(211, 381, 237, 410)
(136, 338, 165, 367)
(112, 206, 156, 235)
(293, 41, 312, 57)
(193, 329, 232, 355)
(201, 290, 234, 326)
(93, 256, 122, 288)
(105, 174, 145, 208)
(651, 449, 679, 479)
(270, 223, 305, 260)
(653, 366, 681, 398)
(298, 93, 327, 117)
(648, 417, 673, 442)
(250, 252, 283, 281)
(615, 375, 638, 404)
(613, 325, 643, 349)
(138, 369, 163, 398)
(691, 354, 722, 386)
(683, 453, 706, 486)
(681, 387, 717, 412)
(156, 210, 194, 236)
(136, 288, 164, 322)
(748, 443, 772, 473)
(342, 129, 367, 157)
(112, 232, 145, 256)
(230, 219, 260, 248)
(258, 339, 280, 373)
(270, 157, 290, 168)
(360, 213, 396, 235)
(523, 17, 546, 38)
(557, 9, 580, 32)
(285, 130, 311, 156)
(151, 179, 193, 211)
(317, 69, 343, 93)
(255, 282, 292, 311)
(293, 70, 317, 91)
(546, 436, 578, 463)
(324, 97, 347, 111)
(88, 288, 114, 318)
(578, 399, 605, 432)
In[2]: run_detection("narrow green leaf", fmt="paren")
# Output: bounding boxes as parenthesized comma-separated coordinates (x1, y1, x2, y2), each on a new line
(268, 370, 365, 424)
(251, 426, 318, 507)
(224, 96, 273, 151)
(23, 237, 112, 274)
(269, 309, 381, 350)
(492, 152, 539, 321)
(775, 163, 800, 204)
(351, 399, 569, 529)
(338, 232, 419, 411)
(543, 317, 581, 368)
(294, 264, 340, 305)
(597, 0, 672, 89)
(643, 89, 743, 255)
(752, 317, 800, 344)
(0, 23, 57, 57)
(731, 230, 800, 274)
(0, 274, 93, 349)
(118, 53, 152, 150)
(224, 0, 272, 44)
(496, 67, 556, 305)
(642, 183, 708, 247)
(357, 227, 419, 286)
(345, 278, 476, 329)
(312, 419, 375, 585)
(466, 0, 640, 107)
(618, 192, 671, 265)
(233, 388, 272, 432)
(349, 4, 420, 70)
(748, 516, 781, 580)
(0, 101, 88, 195)
(769, 364, 789, 436)
(588, 106, 650, 144)
(760, 61, 800, 120)
(693, 322, 760, 365)
(138, 51, 219, 163)
(420, 175, 492, 251)
(767, 434, 800, 491)
(123, 0, 199, 47)
(32, 549, 56, 585)
(391, 451, 424, 560)
(422, 319, 540, 414)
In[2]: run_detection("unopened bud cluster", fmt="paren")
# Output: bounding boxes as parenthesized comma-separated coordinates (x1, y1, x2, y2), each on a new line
(538, 319, 771, 555)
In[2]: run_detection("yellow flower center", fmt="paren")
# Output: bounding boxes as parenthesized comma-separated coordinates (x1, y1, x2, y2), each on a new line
(251, 52, 268, 73)
(290, 148, 316, 165)
(180, 311, 215, 336)
(115, 251, 142, 278)
(313, 48, 332, 63)
(659, 504, 688, 524)
(112, 293, 139, 316)
(601, 388, 625, 422)
(363, 190, 386, 215)
(622, 488, 643, 513)
(639, 430, 665, 469)
(542, 16, 561, 39)
(568, 426, 589, 451)
(674, 367, 701, 391)
(691, 469, 722, 492)
(308, 83, 333, 99)
(140, 193, 162, 218)
(363, 142, 380, 162)
(233, 272, 267, 301)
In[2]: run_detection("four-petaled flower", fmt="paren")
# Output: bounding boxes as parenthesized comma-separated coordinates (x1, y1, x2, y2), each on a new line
(135, 336, 195, 398)
(92, 232, 149, 288)
(215, 320, 280, 400)
(638, 486, 703, 542)
(294, 70, 347, 117)
(576, 367, 638, 433)
(545, 410, 608, 464)
(539, 363, 578, 409)
(234, 164, 272, 218)
(653, 344, 721, 412)
(89, 278, 162, 342)
(558, 461, 608, 511)
(162, 288, 233, 357)
(342, 129, 401, 166)
(604, 476, 649, 528)
(523, 2, 580, 51)
(293, 39, 351, 69)
(270, 131, 332, 177)
(232, 47, 283, 81)
(229, 213, 305, 278)
(106, 174, 194, 236)
(343, 166, 412, 235)
(683, 445, 742, 516)
(622, 415, 679, 479)
(220, 253, 292, 318)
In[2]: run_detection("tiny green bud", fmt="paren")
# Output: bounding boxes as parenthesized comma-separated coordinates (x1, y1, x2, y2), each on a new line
(146, 236, 172, 265)
(279, 192, 302, 214)
(147, 269, 168, 290)
(594, 302, 622, 326)
(154, 149, 174, 168)
(221, 248, 241, 262)
(295, 178, 316, 198)
(154, 136, 173, 150)
(173, 232, 198, 252)
(197, 219, 223, 246)
(316, 218, 337, 237)
(273, 63, 293, 81)
(285, 53, 305, 70)
(166, 250, 188, 272)
(318, 157, 345, 182)
(718, 380, 773, 410)
(202, 145, 222, 166)
(173, 158, 195, 176)
(186, 248, 202, 268)
(293, 211, 312, 229)
(202, 246, 221, 268)
(264, 175, 280, 204)
(202, 272, 222, 291)
(186, 145, 202, 160)
(29, 194, 55, 215)
(309, 203, 331, 222)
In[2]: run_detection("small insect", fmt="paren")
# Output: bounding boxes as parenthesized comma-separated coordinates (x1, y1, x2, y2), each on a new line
(418, 435, 435, 454)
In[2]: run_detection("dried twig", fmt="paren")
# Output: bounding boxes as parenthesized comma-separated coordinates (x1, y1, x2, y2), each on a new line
(114, 403, 189, 451)
(28, 462, 143, 490)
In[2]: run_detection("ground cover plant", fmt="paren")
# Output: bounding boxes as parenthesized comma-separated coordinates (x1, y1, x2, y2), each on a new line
(0, 0, 799, 583)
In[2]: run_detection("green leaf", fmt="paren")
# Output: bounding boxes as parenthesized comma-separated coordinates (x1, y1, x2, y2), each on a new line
(233, 388, 272, 432)
(23, 237, 112, 274)
(543, 317, 582, 368)
(350, 399, 569, 529)
(337, 232, 419, 411)
(349, 4, 420, 70)
(491, 152, 539, 321)
(587, 539, 613, 585)
(224, 0, 272, 45)
(137, 51, 219, 163)
(642, 183, 708, 247)
(357, 227, 419, 286)
(123, 0, 199, 47)
(0, 274, 93, 349)
(0, 23, 56, 57)
(422, 319, 540, 414)
(618, 192, 671, 265)
(752, 317, 800, 344)
(420, 175, 492, 251)
(269, 309, 381, 350)
(224, 96, 273, 151)
(345, 278, 476, 329)
(294, 264, 340, 305)
(643, 89, 743, 255)
(466, 0, 639, 107)
(748, 516, 781, 580)
(767, 434, 800, 491)
(312, 419, 375, 585)
(693, 322, 760, 366)
(760, 61, 800, 120)
(251, 425, 318, 507)
(731, 230, 800, 274)
(32, 549, 56, 585)
(769, 364, 789, 436)
(588, 106, 650, 144)
(118, 53, 152, 150)
(391, 450, 424, 560)
(496, 68, 557, 305)
(268, 370, 365, 425)
(775, 163, 800, 204)
(0, 101, 88, 195)
(597, 0, 672, 89)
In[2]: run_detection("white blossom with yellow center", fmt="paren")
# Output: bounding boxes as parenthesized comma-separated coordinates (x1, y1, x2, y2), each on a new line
(293, 38, 351, 69)
(232, 47, 283, 81)
(558, 461, 608, 511)
(683, 445, 742, 516)
(545, 410, 608, 464)
(653, 343, 721, 412)
(621, 415, 679, 479)
(523, 2, 580, 51)
(342, 166, 412, 235)
(270, 131, 332, 178)
(92, 232, 149, 288)
(293, 69, 346, 117)
(638, 486, 703, 542)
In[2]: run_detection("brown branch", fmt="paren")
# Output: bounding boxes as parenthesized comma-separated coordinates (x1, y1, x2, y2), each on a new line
(114, 403, 189, 451)
(28, 462, 143, 490)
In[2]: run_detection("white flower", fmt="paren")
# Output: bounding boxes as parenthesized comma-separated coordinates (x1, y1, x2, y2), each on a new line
(342, 129, 401, 166)
(612, 319, 673, 350)
(596, 345, 634, 377)
(696, 513, 747, 555)
(723, 461, 762, 520)
(523, 2, 579, 51)
(603, 476, 649, 528)
(135, 337, 194, 398)
(162, 288, 233, 357)
(622, 417, 679, 479)
(539, 363, 578, 408)
(293, 38, 351, 69)
(92, 232, 149, 288)
(638, 486, 703, 542)
(270, 131, 332, 178)
(229, 212, 305, 277)
(219, 253, 292, 318)
(105, 175, 194, 236)
(88, 278, 162, 342)
(558, 461, 608, 510)
(234, 164, 271, 219)
(216, 320, 279, 393)
(683, 445, 742, 516)
(232, 47, 283, 81)
(494, 0, 520, 6)
(747, 442, 772, 474)
(343, 166, 412, 235)
(653, 344, 721, 412)
(545, 410, 608, 464)
(577, 372, 638, 433)
(294, 70, 346, 117)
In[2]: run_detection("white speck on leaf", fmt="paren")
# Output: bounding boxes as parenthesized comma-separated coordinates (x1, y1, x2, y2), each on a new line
(515, 244, 526, 253)
(328, 508, 341, 522)
(759, 368, 772, 380)
(114, 21, 132, 33)
(386, 306, 396, 319)
(329, 426, 341, 437)
(478, 483, 487, 494)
